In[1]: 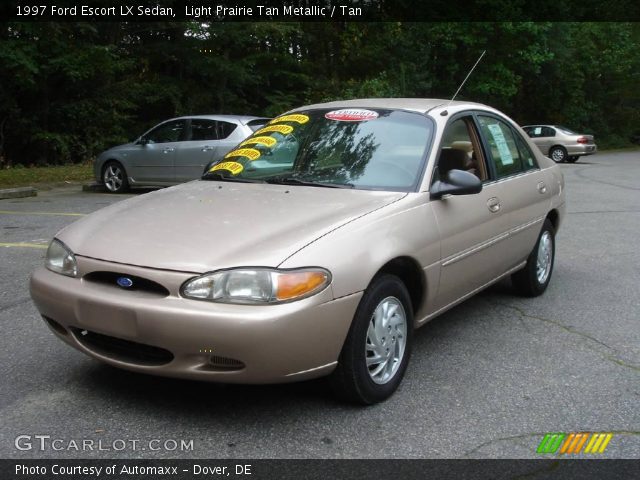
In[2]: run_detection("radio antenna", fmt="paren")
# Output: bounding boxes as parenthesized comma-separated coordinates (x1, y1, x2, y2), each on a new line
(445, 50, 486, 110)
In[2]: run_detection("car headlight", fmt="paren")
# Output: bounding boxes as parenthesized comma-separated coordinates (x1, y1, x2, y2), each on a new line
(181, 268, 331, 304)
(45, 239, 78, 277)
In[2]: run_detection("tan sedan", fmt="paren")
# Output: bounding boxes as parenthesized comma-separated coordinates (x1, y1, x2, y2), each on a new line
(522, 124, 597, 163)
(30, 99, 565, 404)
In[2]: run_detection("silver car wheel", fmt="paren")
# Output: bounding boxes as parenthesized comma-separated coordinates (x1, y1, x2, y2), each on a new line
(104, 164, 123, 192)
(550, 147, 566, 163)
(536, 231, 553, 284)
(366, 296, 407, 385)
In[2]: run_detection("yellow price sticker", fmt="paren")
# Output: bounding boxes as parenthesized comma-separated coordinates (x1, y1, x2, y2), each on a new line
(255, 125, 294, 135)
(224, 148, 261, 161)
(269, 114, 309, 125)
(240, 136, 277, 148)
(209, 161, 244, 175)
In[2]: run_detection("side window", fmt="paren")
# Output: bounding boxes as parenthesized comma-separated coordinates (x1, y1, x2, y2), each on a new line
(217, 121, 238, 139)
(146, 120, 185, 144)
(190, 119, 218, 141)
(437, 116, 488, 181)
(514, 132, 538, 170)
(247, 118, 269, 132)
(542, 127, 555, 137)
(477, 115, 526, 179)
(529, 126, 543, 138)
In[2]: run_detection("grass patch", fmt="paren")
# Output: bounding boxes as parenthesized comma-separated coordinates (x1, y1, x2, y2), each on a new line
(0, 163, 94, 189)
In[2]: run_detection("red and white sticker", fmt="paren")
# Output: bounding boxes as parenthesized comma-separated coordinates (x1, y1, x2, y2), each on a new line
(325, 109, 379, 122)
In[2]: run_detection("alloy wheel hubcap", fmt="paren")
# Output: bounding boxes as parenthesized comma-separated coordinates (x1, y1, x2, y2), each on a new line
(104, 165, 123, 191)
(365, 296, 407, 385)
(536, 231, 553, 284)
(551, 149, 565, 162)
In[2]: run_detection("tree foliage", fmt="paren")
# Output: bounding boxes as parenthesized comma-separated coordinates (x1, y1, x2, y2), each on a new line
(0, 21, 637, 166)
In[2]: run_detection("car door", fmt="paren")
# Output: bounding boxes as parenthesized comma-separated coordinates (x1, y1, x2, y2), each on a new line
(174, 119, 234, 181)
(538, 126, 557, 155)
(476, 115, 552, 268)
(429, 114, 513, 311)
(127, 119, 186, 183)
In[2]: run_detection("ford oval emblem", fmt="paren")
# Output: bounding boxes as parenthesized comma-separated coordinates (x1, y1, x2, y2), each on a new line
(117, 277, 133, 288)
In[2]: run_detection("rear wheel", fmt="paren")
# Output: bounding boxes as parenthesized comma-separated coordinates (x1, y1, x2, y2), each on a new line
(103, 161, 129, 193)
(549, 146, 567, 163)
(512, 219, 555, 297)
(330, 274, 413, 404)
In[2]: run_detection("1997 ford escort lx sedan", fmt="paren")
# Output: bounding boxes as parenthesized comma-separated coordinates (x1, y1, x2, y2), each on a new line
(31, 99, 565, 404)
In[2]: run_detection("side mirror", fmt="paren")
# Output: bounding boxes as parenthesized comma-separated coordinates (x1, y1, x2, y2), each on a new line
(137, 137, 149, 145)
(430, 169, 482, 199)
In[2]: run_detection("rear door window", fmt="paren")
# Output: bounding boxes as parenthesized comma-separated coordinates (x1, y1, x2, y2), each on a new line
(190, 119, 219, 141)
(478, 116, 531, 179)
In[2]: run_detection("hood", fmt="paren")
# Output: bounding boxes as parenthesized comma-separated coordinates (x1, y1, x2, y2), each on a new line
(58, 181, 406, 273)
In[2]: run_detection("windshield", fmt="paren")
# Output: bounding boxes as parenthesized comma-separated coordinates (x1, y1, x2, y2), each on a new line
(203, 108, 433, 191)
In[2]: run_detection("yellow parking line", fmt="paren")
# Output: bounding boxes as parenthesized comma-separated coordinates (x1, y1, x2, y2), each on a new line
(0, 210, 86, 217)
(0, 242, 48, 249)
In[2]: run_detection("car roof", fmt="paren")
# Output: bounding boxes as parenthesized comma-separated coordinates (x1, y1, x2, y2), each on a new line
(288, 98, 489, 114)
(169, 115, 270, 125)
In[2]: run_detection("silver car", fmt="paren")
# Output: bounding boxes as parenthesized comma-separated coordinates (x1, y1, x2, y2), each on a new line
(522, 124, 597, 163)
(95, 115, 269, 192)
(32, 99, 565, 404)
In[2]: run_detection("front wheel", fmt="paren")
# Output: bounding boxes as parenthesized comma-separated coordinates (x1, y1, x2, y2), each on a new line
(549, 146, 567, 163)
(103, 161, 129, 193)
(330, 274, 413, 404)
(511, 219, 555, 297)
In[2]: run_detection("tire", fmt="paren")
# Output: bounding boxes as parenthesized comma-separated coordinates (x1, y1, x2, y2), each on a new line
(512, 219, 555, 297)
(567, 156, 579, 163)
(102, 161, 129, 193)
(549, 146, 568, 163)
(330, 274, 413, 404)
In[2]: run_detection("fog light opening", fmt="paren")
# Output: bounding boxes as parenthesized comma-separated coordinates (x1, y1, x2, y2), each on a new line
(208, 355, 245, 371)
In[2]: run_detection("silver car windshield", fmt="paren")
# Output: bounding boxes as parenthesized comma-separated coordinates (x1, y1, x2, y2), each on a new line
(203, 109, 433, 191)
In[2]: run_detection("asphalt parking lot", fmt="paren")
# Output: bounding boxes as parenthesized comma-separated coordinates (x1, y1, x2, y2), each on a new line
(1, 151, 638, 459)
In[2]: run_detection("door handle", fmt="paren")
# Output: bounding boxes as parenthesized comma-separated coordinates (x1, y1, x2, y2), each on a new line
(537, 181, 547, 194)
(162, 148, 175, 153)
(487, 197, 501, 213)
(201, 146, 215, 152)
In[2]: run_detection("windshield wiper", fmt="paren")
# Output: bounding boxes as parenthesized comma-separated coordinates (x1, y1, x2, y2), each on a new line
(265, 176, 354, 189)
(201, 172, 265, 183)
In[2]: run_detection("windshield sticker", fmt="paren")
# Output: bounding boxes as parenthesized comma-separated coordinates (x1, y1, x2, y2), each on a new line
(325, 109, 379, 122)
(255, 125, 294, 135)
(209, 161, 244, 175)
(269, 114, 310, 125)
(224, 148, 261, 161)
(487, 123, 514, 165)
(240, 136, 277, 148)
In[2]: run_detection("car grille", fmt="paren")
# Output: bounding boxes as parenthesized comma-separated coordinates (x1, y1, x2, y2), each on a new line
(71, 328, 174, 366)
(83, 271, 170, 297)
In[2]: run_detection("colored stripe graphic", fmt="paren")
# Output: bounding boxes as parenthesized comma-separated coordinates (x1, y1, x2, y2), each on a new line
(584, 433, 613, 454)
(560, 433, 589, 454)
(538, 433, 613, 455)
(537, 433, 565, 453)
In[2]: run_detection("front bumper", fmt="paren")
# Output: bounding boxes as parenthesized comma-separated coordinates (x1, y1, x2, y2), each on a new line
(30, 257, 361, 384)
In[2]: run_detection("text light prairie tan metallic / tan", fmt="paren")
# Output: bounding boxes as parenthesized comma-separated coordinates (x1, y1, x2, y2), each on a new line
(30, 98, 565, 404)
